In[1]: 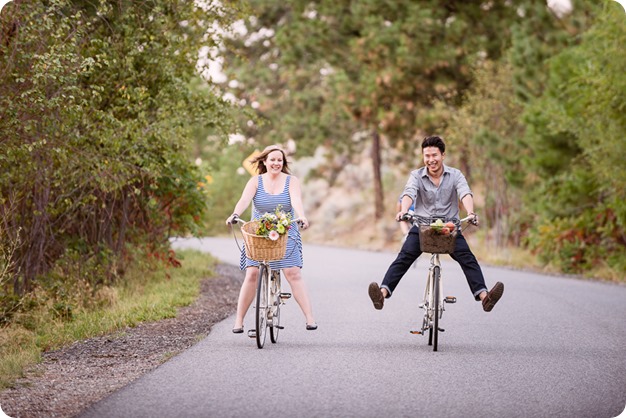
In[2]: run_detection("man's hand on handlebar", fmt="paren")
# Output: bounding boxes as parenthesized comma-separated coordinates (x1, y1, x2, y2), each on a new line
(397, 212, 414, 222)
(469, 212, 479, 227)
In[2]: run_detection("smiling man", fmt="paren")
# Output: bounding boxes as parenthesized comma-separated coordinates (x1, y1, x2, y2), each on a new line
(368, 135, 504, 312)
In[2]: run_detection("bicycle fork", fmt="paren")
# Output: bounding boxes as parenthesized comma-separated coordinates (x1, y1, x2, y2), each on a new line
(269, 271, 290, 329)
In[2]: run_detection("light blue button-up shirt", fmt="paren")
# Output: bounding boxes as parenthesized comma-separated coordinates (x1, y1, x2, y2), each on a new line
(401, 165, 472, 222)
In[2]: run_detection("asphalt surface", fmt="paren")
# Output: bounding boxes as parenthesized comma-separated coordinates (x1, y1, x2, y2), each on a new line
(80, 237, 626, 418)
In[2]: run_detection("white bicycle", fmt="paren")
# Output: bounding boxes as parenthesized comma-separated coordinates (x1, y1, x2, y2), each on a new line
(402, 213, 476, 352)
(229, 215, 301, 349)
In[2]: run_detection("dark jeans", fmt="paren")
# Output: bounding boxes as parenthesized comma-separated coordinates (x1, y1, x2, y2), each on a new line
(381, 225, 488, 300)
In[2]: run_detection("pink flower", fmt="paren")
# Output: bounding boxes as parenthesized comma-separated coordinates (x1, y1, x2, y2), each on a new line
(268, 230, 280, 241)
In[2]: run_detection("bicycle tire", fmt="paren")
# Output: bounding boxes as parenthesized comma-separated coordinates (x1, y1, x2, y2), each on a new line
(433, 265, 441, 352)
(255, 264, 269, 349)
(270, 271, 281, 343)
(427, 269, 434, 346)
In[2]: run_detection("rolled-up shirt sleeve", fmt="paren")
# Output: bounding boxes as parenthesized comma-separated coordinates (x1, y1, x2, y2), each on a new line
(456, 171, 472, 201)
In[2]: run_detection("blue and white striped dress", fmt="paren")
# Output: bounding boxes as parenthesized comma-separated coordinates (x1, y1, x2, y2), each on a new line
(239, 175, 303, 270)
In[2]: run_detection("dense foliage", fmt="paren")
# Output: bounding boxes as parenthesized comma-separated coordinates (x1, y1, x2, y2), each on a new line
(0, 0, 242, 320)
(214, 0, 624, 279)
(1, 0, 623, 330)
(218, 0, 550, 218)
(446, 1, 625, 277)
(522, 4, 626, 276)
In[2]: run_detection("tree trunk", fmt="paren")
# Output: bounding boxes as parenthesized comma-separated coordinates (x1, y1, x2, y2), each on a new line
(371, 129, 384, 219)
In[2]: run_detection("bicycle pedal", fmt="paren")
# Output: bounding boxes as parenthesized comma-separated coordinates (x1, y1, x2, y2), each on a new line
(280, 292, 292, 300)
(444, 296, 457, 303)
(409, 330, 423, 335)
(247, 330, 256, 338)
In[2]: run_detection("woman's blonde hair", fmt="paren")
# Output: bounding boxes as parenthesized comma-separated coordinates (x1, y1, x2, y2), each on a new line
(250, 145, 291, 174)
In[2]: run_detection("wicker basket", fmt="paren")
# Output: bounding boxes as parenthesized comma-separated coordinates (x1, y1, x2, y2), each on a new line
(418, 225, 458, 254)
(241, 220, 288, 261)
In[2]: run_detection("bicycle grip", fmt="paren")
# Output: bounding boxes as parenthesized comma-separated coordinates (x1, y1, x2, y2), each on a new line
(400, 213, 413, 222)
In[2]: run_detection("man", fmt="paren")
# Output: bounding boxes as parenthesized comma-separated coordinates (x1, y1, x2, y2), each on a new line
(368, 136, 504, 311)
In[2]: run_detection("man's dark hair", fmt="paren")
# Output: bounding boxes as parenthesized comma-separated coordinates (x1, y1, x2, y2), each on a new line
(421, 135, 446, 154)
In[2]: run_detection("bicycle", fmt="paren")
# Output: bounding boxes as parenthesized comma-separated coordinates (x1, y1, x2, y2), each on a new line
(229, 215, 300, 349)
(401, 213, 476, 352)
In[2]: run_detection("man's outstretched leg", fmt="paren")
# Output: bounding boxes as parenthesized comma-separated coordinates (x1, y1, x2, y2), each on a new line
(451, 234, 504, 312)
(368, 226, 421, 310)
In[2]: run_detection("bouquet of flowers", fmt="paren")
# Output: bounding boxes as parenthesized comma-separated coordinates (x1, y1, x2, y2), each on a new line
(255, 205, 292, 240)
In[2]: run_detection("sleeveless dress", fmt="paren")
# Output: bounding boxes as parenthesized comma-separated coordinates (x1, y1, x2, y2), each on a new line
(239, 175, 303, 270)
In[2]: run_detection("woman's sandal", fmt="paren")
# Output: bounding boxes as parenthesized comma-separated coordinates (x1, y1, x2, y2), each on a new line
(306, 323, 318, 331)
(232, 327, 244, 334)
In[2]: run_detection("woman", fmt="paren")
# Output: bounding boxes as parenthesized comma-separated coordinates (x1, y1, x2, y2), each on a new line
(225, 145, 317, 333)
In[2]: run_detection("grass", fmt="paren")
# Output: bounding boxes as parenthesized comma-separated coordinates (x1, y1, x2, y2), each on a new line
(466, 231, 540, 270)
(0, 249, 215, 389)
(463, 230, 625, 283)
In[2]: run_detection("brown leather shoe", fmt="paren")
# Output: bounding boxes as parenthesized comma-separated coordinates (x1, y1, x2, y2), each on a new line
(368, 282, 384, 310)
(482, 282, 504, 312)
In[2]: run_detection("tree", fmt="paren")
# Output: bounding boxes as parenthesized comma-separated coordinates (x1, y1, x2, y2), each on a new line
(0, 0, 241, 299)
(219, 0, 566, 218)
(521, 2, 626, 275)
(443, 0, 596, 247)
(445, 61, 527, 247)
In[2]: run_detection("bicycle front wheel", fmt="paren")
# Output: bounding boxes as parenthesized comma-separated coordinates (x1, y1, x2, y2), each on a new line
(432, 265, 441, 352)
(255, 264, 269, 349)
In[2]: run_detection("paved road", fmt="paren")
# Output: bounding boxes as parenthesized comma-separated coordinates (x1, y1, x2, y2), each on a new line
(81, 238, 626, 418)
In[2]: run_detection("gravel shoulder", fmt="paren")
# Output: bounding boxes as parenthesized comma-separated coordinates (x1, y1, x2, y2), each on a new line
(0, 263, 242, 418)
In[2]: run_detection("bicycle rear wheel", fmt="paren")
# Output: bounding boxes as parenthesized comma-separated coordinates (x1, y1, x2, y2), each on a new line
(270, 271, 281, 343)
(432, 265, 441, 352)
(255, 264, 269, 349)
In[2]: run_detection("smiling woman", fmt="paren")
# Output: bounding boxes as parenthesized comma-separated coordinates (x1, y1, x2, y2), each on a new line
(225, 145, 317, 333)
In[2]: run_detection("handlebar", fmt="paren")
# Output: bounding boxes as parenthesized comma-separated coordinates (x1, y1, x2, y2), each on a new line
(227, 215, 306, 228)
(400, 213, 478, 227)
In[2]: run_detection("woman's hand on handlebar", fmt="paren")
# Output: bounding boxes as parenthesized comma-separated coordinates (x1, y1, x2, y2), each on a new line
(226, 213, 240, 225)
(297, 217, 309, 230)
